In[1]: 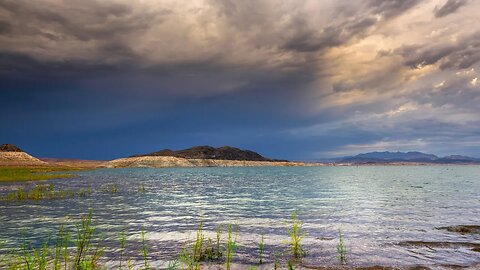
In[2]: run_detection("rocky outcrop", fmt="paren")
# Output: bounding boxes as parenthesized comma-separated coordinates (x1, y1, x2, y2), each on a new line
(104, 156, 315, 168)
(0, 144, 46, 166)
(0, 143, 23, 152)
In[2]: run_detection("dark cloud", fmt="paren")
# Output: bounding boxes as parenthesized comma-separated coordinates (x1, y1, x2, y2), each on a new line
(398, 31, 480, 70)
(282, 16, 378, 53)
(0, 20, 11, 34)
(434, 0, 468, 18)
(367, 0, 422, 19)
(0, 0, 479, 159)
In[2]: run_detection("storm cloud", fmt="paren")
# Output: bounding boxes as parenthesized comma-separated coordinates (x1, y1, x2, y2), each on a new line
(434, 0, 468, 17)
(1, 0, 480, 159)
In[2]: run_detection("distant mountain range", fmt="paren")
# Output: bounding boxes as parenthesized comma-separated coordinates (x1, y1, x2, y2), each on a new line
(133, 145, 288, 162)
(339, 151, 480, 164)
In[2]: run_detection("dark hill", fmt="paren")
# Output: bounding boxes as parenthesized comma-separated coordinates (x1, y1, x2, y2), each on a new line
(133, 146, 286, 162)
(0, 144, 23, 152)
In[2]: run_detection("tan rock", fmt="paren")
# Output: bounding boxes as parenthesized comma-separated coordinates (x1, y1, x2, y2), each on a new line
(0, 151, 47, 166)
(103, 156, 320, 168)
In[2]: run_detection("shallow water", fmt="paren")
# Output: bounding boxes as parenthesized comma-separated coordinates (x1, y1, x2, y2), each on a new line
(1, 166, 479, 268)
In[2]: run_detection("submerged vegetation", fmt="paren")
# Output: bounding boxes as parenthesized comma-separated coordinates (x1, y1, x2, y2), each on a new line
(1, 183, 76, 201)
(0, 182, 148, 202)
(0, 167, 78, 182)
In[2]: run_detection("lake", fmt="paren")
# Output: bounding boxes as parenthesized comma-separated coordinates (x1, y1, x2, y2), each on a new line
(1, 166, 479, 269)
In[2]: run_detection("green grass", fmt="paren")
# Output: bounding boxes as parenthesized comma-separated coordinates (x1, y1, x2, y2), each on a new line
(0, 167, 79, 182)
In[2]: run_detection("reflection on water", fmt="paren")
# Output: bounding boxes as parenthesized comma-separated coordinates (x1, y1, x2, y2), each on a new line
(0, 166, 479, 268)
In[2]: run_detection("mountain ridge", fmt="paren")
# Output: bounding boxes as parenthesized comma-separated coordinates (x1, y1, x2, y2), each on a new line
(339, 151, 479, 164)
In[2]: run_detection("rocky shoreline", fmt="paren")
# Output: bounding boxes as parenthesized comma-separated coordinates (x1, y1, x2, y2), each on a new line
(104, 155, 319, 168)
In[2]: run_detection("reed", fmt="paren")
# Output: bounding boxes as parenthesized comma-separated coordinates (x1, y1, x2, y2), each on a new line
(273, 251, 280, 270)
(0, 211, 321, 269)
(179, 222, 205, 270)
(73, 209, 104, 269)
(336, 229, 347, 264)
(141, 228, 150, 270)
(102, 184, 118, 194)
(287, 211, 306, 259)
(203, 225, 223, 261)
(258, 233, 264, 264)
(138, 183, 146, 192)
(166, 259, 179, 270)
(0, 183, 95, 202)
(287, 260, 295, 270)
(62, 226, 71, 270)
(118, 231, 127, 270)
(215, 225, 223, 260)
(224, 224, 238, 270)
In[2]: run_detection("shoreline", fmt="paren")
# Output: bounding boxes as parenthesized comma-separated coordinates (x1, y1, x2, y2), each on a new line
(2, 160, 480, 170)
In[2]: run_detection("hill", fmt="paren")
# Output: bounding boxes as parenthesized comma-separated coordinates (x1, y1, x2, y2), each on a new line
(133, 145, 287, 162)
(0, 144, 46, 166)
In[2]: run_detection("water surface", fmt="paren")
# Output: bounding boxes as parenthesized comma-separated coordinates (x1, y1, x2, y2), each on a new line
(1, 166, 479, 268)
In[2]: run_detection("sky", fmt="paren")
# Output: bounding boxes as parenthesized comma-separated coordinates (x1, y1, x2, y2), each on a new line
(1, 0, 480, 160)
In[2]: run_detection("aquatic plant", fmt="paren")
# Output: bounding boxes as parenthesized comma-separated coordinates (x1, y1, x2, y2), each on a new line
(179, 244, 196, 270)
(215, 225, 223, 260)
(141, 228, 150, 270)
(287, 211, 306, 259)
(61, 225, 71, 270)
(166, 259, 179, 270)
(0, 210, 104, 270)
(273, 251, 280, 270)
(179, 222, 205, 270)
(0, 183, 96, 202)
(224, 224, 238, 270)
(118, 230, 127, 270)
(0, 210, 321, 269)
(87, 181, 92, 195)
(138, 183, 146, 192)
(287, 260, 295, 270)
(258, 233, 264, 264)
(204, 225, 223, 261)
(336, 229, 347, 264)
(102, 183, 118, 194)
(73, 210, 103, 269)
